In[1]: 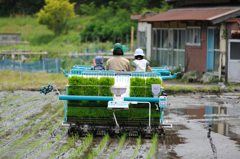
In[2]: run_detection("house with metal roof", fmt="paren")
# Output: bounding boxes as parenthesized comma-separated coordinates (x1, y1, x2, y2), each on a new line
(133, 0, 240, 83)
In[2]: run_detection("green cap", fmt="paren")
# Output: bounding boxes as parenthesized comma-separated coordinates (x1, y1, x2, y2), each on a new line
(114, 43, 123, 50)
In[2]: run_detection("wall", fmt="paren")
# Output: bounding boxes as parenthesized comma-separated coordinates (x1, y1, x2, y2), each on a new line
(137, 22, 152, 60)
(186, 27, 207, 73)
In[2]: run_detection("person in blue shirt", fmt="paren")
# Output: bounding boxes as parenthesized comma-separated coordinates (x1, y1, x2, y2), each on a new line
(91, 56, 105, 70)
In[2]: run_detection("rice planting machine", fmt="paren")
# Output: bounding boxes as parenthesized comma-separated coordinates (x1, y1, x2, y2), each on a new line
(42, 66, 177, 137)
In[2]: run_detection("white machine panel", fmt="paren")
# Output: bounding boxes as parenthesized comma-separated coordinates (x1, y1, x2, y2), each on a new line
(107, 101, 129, 110)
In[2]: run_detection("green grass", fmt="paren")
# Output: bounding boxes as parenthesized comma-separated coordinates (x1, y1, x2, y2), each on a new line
(164, 85, 222, 93)
(0, 70, 66, 91)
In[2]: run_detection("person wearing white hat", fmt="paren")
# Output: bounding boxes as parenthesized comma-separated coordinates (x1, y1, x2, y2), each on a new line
(132, 48, 153, 72)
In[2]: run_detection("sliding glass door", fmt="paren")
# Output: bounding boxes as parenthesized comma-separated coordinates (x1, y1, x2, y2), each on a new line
(152, 28, 186, 70)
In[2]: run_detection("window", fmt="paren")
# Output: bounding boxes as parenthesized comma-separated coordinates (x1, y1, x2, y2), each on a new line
(187, 27, 201, 46)
(154, 29, 185, 70)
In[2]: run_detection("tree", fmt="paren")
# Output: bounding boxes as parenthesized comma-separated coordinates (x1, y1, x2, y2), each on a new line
(37, 0, 76, 35)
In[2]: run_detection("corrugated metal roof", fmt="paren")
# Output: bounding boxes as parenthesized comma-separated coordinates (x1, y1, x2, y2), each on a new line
(225, 18, 240, 24)
(139, 7, 240, 22)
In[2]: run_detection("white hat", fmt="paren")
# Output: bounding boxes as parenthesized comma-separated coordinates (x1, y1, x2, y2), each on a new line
(134, 48, 145, 56)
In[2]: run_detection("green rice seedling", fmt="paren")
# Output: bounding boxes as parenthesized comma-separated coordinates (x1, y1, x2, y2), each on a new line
(0, 101, 38, 126)
(0, 148, 4, 154)
(88, 134, 109, 159)
(67, 107, 160, 120)
(15, 152, 20, 159)
(146, 77, 161, 97)
(68, 76, 99, 107)
(62, 127, 67, 136)
(18, 124, 24, 133)
(47, 143, 51, 150)
(52, 132, 79, 158)
(31, 118, 64, 159)
(17, 135, 47, 158)
(130, 136, 141, 159)
(130, 77, 145, 97)
(1, 128, 6, 133)
(98, 77, 115, 107)
(147, 134, 158, 159)
(109, 133, 126, 159)
(68, 133, 93, 158)
(48, 125, 54, 136)
(6, 103, 64, 151)
(130, 77, 148, 108)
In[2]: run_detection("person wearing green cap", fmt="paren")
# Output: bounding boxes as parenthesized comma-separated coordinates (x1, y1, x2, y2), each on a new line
(106, 43, 131, 72)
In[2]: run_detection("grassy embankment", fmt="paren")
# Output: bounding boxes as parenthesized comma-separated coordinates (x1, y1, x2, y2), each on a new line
(0, 16, 119, 67)
(0, 70, 229, 93)
(0, 16, 135, 70)
(0, 70, 66, 91)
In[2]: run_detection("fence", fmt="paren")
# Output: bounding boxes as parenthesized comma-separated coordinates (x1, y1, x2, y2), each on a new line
(0, 58, 60, 73)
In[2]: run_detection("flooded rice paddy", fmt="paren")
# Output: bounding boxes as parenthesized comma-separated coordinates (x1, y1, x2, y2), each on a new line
(0, 91, 240, 159)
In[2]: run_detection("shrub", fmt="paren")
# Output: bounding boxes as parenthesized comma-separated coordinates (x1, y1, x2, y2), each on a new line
(182, 71, 198, 83)
(200, 73, 219, 84)
(37, 0, 76, 35)
(169, 66, 183, 79)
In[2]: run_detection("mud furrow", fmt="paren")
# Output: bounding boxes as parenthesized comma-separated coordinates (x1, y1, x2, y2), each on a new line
(0, 99, 60, 147)
(57, 133, 93, 158)
(18, 118, 64, 159)
(0, 103, 64, 158)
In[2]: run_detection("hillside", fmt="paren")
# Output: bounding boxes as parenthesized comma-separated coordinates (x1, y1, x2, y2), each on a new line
(0, 16, 117, 59)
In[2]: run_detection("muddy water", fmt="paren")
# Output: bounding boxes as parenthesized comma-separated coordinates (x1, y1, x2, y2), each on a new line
(0, 91, 240, 159)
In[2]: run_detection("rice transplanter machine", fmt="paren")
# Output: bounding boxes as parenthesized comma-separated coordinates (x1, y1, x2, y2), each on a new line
(42, 66, 177, 137)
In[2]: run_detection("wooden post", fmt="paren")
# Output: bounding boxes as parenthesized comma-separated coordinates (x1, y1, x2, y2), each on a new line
(29, 50, 31, 63)
(29, 50, 31, 72)
(5, 49, 7, 59)
(131, 26, 134, 54)
(79, 35, 81, 53)
(58, 48, 61, 71)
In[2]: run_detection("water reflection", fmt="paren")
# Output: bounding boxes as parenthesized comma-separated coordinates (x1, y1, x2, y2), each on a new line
(167, 106, 240, 145)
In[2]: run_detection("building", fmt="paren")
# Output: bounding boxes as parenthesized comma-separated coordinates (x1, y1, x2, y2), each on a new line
(134, 0, 240, 83)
